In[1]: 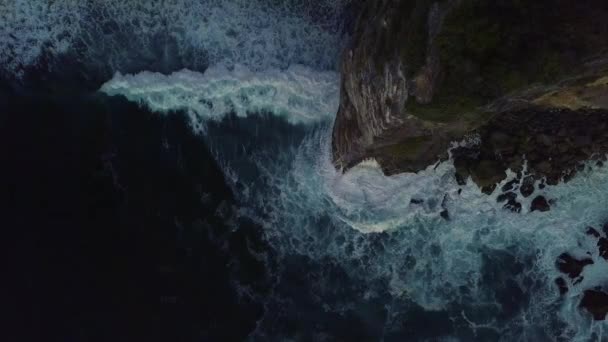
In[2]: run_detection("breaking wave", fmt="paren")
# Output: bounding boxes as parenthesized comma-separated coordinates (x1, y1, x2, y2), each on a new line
(98, 35, 608, 342)
(100, 65, 339, 126)
(239, 123, 608, 341)
(5, 0, 608, 340)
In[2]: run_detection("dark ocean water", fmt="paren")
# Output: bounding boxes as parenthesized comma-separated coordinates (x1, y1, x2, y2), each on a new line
(0, 80, 482, 341)
(4, 1, 608, 341)
(1, 84, 267, 340)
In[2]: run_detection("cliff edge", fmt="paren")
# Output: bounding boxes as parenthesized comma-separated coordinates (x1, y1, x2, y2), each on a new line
(332, 0, 608, 182)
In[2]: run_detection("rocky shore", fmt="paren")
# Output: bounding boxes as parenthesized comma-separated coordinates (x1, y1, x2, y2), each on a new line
(332, 0, 608, 320)
(332, 0, 608, 192)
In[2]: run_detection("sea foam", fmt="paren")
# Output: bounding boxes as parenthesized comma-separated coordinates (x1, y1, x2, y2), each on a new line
(100, 64, 339, 127)
(1, 0, 348, 77)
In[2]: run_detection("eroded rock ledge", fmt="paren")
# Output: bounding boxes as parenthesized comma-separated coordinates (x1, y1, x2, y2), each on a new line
(332, 0, 608, 192)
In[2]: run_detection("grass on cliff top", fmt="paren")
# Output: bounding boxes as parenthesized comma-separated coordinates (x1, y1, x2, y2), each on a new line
(434, 0, 607, 102)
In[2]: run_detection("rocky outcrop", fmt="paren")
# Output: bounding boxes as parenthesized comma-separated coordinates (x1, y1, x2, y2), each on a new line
(452, 106, 608, 195)
(332, 0, 608, 190)
(332, 0, 460, 172)
(556, 253, 593, 280)
(580, 290, 608, 320)
(555, 223, 608, 320)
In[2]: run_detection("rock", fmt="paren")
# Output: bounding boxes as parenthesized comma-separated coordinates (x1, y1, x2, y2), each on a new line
(587, 227, 601, 238)
(580, 290, 608, 320)
(469, 159, 507, 192)
(440, 209, 450, 221)
(538, 134, 553, 146)
(410, 198, 424, 205)
(520, 176, 535, 197)
(504, 199, 522, 213)
(603, 223, 608, 236)
(574, 135, 592, 147)
(555, 277, 568, 295)
(556, 253, 594, 279)
(331, 0, 608, 195)
(497, 192, 517, 203)
(501, 178, 519, 192)
(531, 196, 550, 212)
(598, 238, 608, 260)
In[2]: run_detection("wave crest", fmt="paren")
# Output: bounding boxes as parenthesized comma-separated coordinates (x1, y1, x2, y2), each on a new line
(100, 64, 339, 126)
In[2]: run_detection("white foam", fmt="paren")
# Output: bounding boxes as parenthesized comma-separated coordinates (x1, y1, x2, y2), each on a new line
(0, 0, 85, 77)
(236, 123, 608, 338)
(99, 64, 339, 126)
(1, 0, 349, 76)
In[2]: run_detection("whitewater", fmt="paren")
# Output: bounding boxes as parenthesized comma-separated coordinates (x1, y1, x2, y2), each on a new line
(98, 64, 608, 340)
(4, 0, 608, 340)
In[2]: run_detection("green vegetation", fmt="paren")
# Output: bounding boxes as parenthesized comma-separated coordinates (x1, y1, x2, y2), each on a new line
(392, 0, 608, 123)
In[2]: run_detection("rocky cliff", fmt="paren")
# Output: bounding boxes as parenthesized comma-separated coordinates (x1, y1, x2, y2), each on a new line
(333, 0, 608, 320)
(333, 0, 608, 179)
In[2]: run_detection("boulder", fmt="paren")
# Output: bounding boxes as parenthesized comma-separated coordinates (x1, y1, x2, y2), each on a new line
(531, 196, 550, 212)
(580, 290, 608, 320)
(556, 253, 593, 279)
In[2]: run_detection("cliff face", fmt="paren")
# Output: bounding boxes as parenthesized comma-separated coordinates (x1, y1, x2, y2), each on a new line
(333, 0, 456, 172)
(332, 0, 608, 176)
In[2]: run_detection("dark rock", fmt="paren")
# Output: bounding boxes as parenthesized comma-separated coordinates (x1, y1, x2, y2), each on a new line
(520, 176, 535, 197)
(587, 227, 601, 238)
(574, 135, 592, 147)
(481, 184, 497, 195)
(603, 223, 608, 236)
(470, 160, 507, 192)
(455, 173, 467, 186)
(331, 0, 608, 196)
(555, 277, 568, 295)
(556, 253, 594, 279)
(501, 178, 519, 192)
(410, 198, 424, 205)
(580, 290, 608, 320)
(598, 238, 608, 260)
(504, 199, 522, 213)
(440, 209, 450, 221)
(597, 160, 604, 167)
(497, 192, 517, 203)
(531, 196, 550, 212)
(538, 134, 553, 146)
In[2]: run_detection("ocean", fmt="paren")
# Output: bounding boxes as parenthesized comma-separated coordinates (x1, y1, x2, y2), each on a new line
(2, 0, 608, 340)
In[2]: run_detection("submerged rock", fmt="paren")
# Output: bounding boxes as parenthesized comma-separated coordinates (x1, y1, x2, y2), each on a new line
(555, 277, 568, 296)
(586, 227, 601, 238)
(531, 196, 551, 212)
(497, 192, 516, 203)
(598, 238, 608, 260)
(503, 199, 522, 213)
(556, 253, 594, 279)
(580, 290, 608, 320)
(410, 198, 424, 205)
